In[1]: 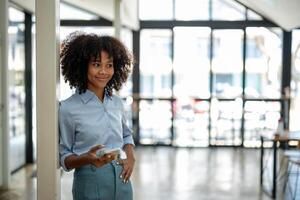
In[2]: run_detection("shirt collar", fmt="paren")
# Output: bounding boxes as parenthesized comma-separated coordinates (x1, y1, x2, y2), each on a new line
(77, 89, 112, 104)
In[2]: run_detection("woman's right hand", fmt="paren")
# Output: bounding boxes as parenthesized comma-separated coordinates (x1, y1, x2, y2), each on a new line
(86, 145, 117, 168)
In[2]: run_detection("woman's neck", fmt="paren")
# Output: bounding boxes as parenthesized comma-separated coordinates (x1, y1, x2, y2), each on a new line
(88, 86, 105, 102)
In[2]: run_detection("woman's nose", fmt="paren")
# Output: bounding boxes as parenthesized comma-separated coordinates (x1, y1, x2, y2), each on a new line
(98, 67, 106, 74)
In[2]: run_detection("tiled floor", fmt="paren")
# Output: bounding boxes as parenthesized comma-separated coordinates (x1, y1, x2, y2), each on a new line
(1, 147, 276, 200)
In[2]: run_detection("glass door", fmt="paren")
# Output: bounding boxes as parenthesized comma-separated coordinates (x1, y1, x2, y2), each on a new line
(8, 7, 26, 172)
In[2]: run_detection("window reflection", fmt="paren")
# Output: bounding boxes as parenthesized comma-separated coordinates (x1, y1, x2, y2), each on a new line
(210, 99, 243, 145)
(8, 9, 25, 137)
(174, 99, 209, 147)
(140, 30, 172, 98)
(175, 0, 209, 20)
(212, 29, 243, 98)
(139, 0, 173, 20)
(246, 27, 282, 98)
(174, 27, 210, 98)
(8, 7, 26, 172)
(290, 30, 300, 131)
(247, 9, 263, 20)
(60, 2, 98, 20)
(139, 100, 172, 145)
(212, 0, 246, 20)
(244, 101, 280, 147)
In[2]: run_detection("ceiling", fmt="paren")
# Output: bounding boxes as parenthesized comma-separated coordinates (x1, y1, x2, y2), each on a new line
(11, 0, 139, 30)
(10, 0, 300, 31)
(236, 0, 300, 30)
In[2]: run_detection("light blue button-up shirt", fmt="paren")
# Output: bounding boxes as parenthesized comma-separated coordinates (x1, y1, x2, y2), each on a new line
(59, 89, 134, 171)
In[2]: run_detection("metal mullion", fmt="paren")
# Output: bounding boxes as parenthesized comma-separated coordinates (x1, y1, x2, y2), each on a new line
(132, 30, 140, 145)
(209, 0, 212, 20)
(241, 28, 246, 147)
(60, 19, 112, 27)
(24, 12, 33, 163)
(281, 31, 292, 130)
(140, 20, 278, 29)
(170, 28, 175, 146)
(244, 98, 282, 102)
(172, 0, 176, 20)
(208, 29, 213, 146)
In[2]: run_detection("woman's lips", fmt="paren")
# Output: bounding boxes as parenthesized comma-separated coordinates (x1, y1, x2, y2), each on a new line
(96, 77, 109, 81)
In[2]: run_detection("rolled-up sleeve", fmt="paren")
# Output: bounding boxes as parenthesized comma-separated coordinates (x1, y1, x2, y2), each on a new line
(59, 103, 75, 171)
(121, 102, 135, 147)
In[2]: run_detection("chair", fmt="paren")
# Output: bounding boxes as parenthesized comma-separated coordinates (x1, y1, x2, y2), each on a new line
(283, 150, 300, 200)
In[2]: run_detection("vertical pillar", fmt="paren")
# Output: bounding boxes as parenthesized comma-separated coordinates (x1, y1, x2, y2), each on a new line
(132, 30, 140, 144)
(0, 0, 10, 189)
(25, 12, 33, 164)
(36, 0, 60, 199)
(281, 31, 292, 130)
(114, 0, 122, 39)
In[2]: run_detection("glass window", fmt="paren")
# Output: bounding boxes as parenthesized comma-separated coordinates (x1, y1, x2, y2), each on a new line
(175, 0, 209, 20)
(290, 30, 300, 131)
(140, 30, 172, 98)
(174, 99, 209, 147)
(139, 100, 172, 145)
(174, 27, 211, 98)
(8, 7, 26, 172)
(244, 101, 281, 147)
(247, 9, 263, 20)
(139, 0, 173, 20)
(212, 0, 246, 20)
(212, 29, 243, 98)
(245, 27, 282, 99)
(210, 99, 243, 146)
(60, 2, 98, 20)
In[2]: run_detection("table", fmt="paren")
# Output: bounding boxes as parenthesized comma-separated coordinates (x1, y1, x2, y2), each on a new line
(260, 131, 300, 199)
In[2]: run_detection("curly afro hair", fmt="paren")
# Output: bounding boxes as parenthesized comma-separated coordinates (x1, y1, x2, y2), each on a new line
(60, 31, 133, 95)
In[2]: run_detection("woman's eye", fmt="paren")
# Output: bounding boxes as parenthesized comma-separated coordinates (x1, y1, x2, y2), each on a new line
(93, 63, 100, 67)
(107, 63, 113, 68)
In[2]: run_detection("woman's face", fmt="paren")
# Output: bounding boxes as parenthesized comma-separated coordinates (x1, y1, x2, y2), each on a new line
(87, 51, 114, 92)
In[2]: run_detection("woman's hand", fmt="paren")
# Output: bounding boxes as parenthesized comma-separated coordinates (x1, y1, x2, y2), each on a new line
(119, 156, 135, 183)
(120, 144, 135, 183)
(86, 145, 117, 168)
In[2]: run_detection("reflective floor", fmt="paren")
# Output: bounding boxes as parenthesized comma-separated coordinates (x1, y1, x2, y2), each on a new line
(0, 147, 274, 200)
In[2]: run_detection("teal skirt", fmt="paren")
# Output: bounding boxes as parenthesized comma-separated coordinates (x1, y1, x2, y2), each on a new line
(72, 160, 133, 200)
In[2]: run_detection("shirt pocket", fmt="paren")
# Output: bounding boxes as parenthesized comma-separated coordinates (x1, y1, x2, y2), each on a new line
(106, 106, 123, 131)
(107, 105, 122, 120)
(75, 108, 108, 142)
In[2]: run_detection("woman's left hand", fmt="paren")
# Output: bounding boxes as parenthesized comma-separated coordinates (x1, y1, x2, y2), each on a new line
(119, 144, 135, 183)
(119, 156, 135, 183)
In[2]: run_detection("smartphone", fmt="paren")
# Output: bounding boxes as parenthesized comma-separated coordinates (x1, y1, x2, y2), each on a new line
(96, 147, 121, 160)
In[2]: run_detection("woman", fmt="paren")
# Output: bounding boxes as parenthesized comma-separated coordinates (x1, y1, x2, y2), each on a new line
(59, 32, 135, 200)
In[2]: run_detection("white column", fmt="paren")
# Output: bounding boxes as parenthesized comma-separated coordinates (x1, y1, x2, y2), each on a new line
(36, 0, 60, 199)
(0, 0, 10, 189)
(114, 0, 122, 39)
